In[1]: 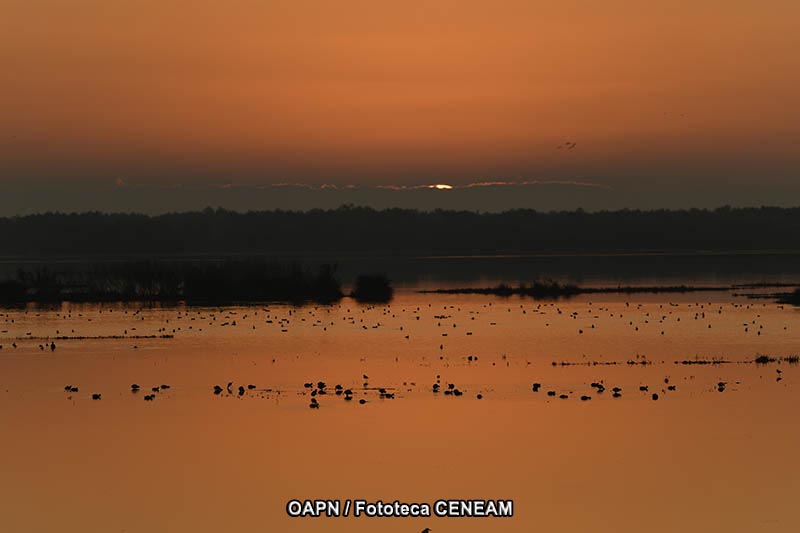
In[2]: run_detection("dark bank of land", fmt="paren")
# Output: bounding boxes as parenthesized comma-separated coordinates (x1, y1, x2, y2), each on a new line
(423, 281, 732, 298)
(1, 261, 797, 306)
(425, 281, 800, 300)
(1, 205, 800, 257)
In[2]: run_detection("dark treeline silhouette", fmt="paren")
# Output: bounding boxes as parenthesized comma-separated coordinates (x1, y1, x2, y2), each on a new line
(2, 205, 800, 257)
(0, 260, 346, 304)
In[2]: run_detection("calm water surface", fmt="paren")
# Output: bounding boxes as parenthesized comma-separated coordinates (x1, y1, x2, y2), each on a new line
(0, 289, 798, 532)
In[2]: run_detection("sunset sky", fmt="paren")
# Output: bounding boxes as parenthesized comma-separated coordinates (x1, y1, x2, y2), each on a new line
(1, 0, 799, 213)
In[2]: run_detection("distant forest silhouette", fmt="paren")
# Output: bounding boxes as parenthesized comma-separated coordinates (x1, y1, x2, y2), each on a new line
(1, 205, 799, 256)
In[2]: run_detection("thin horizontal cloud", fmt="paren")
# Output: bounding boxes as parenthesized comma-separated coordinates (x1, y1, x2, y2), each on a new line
(461, 180, 612, 190)
(268, 180, 613, 191)
(114, 179, 612, 192)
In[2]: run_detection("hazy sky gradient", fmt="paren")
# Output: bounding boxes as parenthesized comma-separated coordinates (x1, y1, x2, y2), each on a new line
(1, 0, 798, 213)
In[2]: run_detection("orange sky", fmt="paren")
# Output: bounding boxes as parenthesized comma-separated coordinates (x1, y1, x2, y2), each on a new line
(1, 0, 799, 198)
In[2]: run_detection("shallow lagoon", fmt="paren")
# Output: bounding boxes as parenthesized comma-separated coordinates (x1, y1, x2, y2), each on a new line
(0, 289, 798, 532)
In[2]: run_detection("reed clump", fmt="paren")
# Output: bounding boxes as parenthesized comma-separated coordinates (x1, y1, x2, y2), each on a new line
(0, 260, 347, 304)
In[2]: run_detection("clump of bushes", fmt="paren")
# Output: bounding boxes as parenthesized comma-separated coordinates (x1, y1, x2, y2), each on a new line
(351, 274, 394, 303)
(755, 354, 799, 364)
(779, 288, 800, 305)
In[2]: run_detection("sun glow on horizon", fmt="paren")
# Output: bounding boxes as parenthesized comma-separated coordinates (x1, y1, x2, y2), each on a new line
(430, 184, 454, 190)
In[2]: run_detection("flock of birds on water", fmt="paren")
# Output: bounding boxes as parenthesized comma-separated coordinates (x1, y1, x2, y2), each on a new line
(55, 360, 789, 407)
(0, 296, 797, 408)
